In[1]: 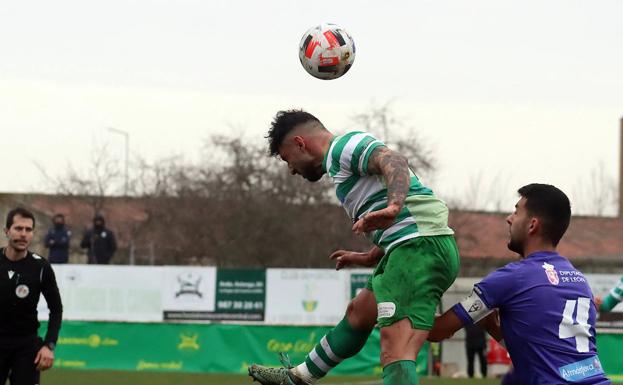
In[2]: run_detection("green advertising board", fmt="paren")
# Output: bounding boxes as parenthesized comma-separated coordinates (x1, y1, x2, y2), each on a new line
(41, 321, 623, 378)
(41, 321, 427, 376)
(213, 268, 265, 321)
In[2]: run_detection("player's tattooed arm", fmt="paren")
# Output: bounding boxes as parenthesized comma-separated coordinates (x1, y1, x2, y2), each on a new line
(367, 146, 410, 208)
(352, 146, 410, 234)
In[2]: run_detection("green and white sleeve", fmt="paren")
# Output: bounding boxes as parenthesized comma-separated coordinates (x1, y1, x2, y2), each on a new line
(601, 276, 623, 312)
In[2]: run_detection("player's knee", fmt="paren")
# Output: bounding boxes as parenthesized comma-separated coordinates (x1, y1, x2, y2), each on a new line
(346, 299, 375, 330)
(379, 348, 397, 366)
(345, 301, 363, 327)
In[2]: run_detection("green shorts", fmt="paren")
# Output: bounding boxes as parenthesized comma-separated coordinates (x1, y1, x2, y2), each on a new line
(365, 235, 460, 330)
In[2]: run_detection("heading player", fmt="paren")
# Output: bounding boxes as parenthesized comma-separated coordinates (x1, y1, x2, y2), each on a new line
(429, 184, 611, 384)
(249, 110, 459, 385)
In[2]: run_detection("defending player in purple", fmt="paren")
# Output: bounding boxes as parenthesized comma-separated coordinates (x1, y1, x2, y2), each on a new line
(429, 184, 611, 385)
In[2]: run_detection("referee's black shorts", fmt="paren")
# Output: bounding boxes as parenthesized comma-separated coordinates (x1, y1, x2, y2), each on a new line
(0, 335, 42, 385)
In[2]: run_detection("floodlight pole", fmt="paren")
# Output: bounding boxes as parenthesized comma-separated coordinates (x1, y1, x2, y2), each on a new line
(619, 117, 623, 218)
(107, 127, 129, 196)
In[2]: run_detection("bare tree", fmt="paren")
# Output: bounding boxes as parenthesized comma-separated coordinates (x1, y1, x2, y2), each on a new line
(573, 161, 617, 216)
(446, 172, 512, 213)
(351, 100, 436, 180)
(35, 142, 123, 214)
(130, 135, 340, 266)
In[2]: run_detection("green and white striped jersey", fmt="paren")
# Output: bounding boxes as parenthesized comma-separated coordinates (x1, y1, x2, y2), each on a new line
(601, 275, 623, 312)
(321, 131, 454, 253)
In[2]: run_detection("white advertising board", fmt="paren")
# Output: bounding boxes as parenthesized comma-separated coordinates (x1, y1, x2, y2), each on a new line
(37, 264, 622, 324)
(38, 265, 164, 322)
(265, 269, 349, 325)
(38, 265, 218, 322)
(161, 266, 217, 320)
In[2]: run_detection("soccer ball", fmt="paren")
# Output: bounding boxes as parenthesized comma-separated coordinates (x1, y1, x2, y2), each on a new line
(299, 23, 356, 80)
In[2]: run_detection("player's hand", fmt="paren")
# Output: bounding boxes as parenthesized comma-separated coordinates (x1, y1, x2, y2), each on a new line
(34, 346, 54, 371)
(352, 204, 401, 234)
(594, 296, 603, 310)
(329, 250, 376, 270)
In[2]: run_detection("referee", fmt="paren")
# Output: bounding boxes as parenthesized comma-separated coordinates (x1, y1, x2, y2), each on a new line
(1, 208, 62, 385)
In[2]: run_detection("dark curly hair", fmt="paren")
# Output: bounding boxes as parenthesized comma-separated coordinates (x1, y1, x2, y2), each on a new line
(267, 110, 322, 156)
(518, 183, 571, 246)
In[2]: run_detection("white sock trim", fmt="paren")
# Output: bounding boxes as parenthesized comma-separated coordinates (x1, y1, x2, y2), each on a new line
(294, 363, 317, 383)
(309, 350, 331, 373)
(320, 336, 343, 363)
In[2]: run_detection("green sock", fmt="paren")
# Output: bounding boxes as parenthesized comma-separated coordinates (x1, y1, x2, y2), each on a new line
(300, 317, 371, 379)
(382, 360, 419, 385)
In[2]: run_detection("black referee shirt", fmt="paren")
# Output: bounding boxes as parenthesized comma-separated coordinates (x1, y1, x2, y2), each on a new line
(0, 248, 62, 345)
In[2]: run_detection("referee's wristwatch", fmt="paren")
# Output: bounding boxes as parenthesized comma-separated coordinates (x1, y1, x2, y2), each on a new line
(45, 342, 56, 351)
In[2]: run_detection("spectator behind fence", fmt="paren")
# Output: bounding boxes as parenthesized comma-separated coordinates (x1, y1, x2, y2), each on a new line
(465, 322, 487, 378)
(80, 214, 117, 264)
(44, 214, 71, 264)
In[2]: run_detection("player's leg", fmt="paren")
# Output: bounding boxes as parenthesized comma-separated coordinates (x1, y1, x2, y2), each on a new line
(249, 287, 377, 385)
(291, 287, 376, 383)
(379, 319, 427, 385)
(466, 347, 476, 378)
(373, 235, 460, 385)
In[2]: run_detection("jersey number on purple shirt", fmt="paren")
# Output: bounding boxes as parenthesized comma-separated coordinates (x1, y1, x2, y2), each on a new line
(558, 297, 591, 353)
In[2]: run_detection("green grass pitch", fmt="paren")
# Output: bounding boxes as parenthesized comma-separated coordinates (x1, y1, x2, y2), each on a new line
(40, 369, 623, 384)
(42, 369, 500, 385)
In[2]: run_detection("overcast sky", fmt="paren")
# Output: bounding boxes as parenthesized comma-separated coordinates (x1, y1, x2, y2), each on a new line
(1, 0, 621, 215)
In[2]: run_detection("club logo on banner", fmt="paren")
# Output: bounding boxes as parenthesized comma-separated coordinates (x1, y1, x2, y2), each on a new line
(175, 273, 203, 298)
(302, 284, 318, 313)
(177, 333, 200, 350)
(163, 267, 216, 321)
(265, 269, 348, 325)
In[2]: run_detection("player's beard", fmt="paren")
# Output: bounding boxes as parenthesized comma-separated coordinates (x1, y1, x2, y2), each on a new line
(507, 232, 525, 256)
(301, 163, 323, 182)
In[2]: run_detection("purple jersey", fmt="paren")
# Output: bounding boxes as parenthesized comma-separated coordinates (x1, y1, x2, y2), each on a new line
(453, 251, 610, 385)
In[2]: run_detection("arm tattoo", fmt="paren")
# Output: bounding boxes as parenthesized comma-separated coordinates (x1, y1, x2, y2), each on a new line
(368, 147, 410, 207)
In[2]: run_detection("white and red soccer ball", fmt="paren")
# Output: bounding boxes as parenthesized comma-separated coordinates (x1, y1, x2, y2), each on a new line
(299, 23, 356, 80)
